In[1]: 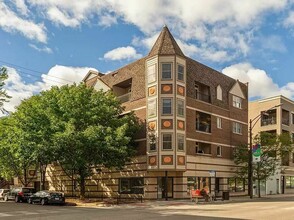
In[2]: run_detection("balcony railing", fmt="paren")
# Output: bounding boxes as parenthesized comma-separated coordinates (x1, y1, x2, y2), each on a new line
(261, 118, 277, 126)
(196, 92, 211, 103)
(117, 93, 131, 103)
(282, 118, 289, 126)
(196, 123, 211, 133)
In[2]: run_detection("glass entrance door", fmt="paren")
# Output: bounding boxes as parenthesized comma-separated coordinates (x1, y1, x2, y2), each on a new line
(158, 177, 173, 199)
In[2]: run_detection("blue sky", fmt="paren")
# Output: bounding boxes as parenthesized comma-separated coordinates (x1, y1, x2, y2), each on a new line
(1, 0, 294, 112)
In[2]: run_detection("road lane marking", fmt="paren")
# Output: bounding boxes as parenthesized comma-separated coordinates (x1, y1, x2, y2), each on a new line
(0, 213, 13, 217)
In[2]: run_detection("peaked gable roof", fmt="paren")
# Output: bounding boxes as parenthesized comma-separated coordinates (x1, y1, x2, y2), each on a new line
(229, 80, 246, 99)
(148, 26, 185, 57)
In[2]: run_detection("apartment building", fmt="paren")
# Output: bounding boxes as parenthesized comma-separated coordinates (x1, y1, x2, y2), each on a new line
(46, 26, 248, 199)
(249, 95, 294, 195)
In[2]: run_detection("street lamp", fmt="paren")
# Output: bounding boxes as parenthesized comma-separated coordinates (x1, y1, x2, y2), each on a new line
(248, 104, 282, 199)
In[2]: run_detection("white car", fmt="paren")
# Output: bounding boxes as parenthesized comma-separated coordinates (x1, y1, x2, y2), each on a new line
(0, 189, 10, 200)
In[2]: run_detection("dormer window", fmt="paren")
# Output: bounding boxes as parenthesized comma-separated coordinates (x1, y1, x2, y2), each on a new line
(233, 95, 242, 109)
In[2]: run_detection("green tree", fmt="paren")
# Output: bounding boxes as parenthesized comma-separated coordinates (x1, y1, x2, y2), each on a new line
(13, 95, 57, 190)
(234, 132, 293, 197)
(0, 67, 11, 113)
(0, 116, 38, 186)
(42, 84, 140, 199)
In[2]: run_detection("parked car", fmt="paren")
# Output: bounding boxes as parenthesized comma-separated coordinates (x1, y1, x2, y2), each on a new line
(28, 191, 65, 205)
(0, 189, 10, 200)
(4, 187, 36, 202)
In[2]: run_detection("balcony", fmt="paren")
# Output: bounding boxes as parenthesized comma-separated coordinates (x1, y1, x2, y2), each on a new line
(261, 117, 277, 126)
(196, 142, 211, 155)
(282, 109, 290, 126)
(117, 93, 131, 103)
(113, 78, 132, 103)
(195, 82, 211, 103)
(196, 112, 211, 133)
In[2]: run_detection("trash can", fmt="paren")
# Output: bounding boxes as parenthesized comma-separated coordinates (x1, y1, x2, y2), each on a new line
(222, 191, 230, 200)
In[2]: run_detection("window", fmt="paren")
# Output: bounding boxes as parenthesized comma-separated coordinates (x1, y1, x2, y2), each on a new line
(148, 99, 157, 118)
(147, 65, 156, 84)
(216, 85, 222, 101)
(233, 122, 242, 134)
(162, 133, 172, 150)
(119, 178, 144, 194)
(177, 134, 184, 151)
(196, 111, 211, 133)
(285, 176, 294, 189)
(217, 117, 222, 129)
(292, 113, 294, 124)
(233, 96, 242, 108)
(195, 142, 211, 154)
(228, 178, 245, 192)
(292, 153, 294, 163)
(217, 146, 222, 156)
(177, 64, 184, 81)
(187, 177, 211, 192)
(177, 99, 184, 117)
(162, 98, 172, 115)
(162, 63, 172, 79)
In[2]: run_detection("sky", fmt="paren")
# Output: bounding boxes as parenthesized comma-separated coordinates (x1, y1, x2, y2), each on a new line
(1, 0, 294, 113)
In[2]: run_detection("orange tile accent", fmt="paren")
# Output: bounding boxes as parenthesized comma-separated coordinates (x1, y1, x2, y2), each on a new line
(177, 156, 185, 165)
(148, 86, 156, 96)
(177, 85, 185, 96)
(178, 120, 185, 130)
(162, 155, 173, 165)
(148, 121, 156, 130)
(149, 156, 157, 166)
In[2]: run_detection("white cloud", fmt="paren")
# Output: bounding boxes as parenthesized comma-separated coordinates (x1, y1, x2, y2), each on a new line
(2, 65, 97, 113)
(260, 35, 287, 53)
(283, 11, 294, 27)
(222, 63, 294, 99)
(0, 1, 47, 43)
(29, 44, 53, 53)
(103, 46, 142, 61)
(14, 0, 29, 16)
(25, 0, 290, 61)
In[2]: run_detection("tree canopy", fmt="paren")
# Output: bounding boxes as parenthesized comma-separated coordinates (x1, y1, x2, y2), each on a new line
(0, 83, 140, 199)
(0, 67, 11, 113)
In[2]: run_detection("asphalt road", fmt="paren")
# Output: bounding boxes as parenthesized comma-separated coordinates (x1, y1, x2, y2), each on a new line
(1, 196, 294, 220)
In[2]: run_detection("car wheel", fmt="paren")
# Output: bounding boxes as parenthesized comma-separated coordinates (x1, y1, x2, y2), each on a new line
(4, 196, 8, 202)
(15, 196, 20, 203)
(40, 199, 47, 206)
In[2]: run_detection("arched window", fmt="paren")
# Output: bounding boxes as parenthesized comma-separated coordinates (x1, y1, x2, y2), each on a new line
(216, 85, 222, 101)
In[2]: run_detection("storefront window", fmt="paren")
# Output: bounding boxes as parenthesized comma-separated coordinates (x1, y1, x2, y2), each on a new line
(228, 178, 245, 192)
(119, 178, 144, 194)
(187, 177, 211, 193)
(285, 176, 294, 189)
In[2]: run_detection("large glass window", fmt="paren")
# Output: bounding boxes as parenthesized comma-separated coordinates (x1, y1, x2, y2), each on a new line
(148, 99, 156, 118)
(177, 64, 184, 81)
(233, 122, 242, 134)
(217, 146, 222, 156)
(162, 133, 172, 150)
(228, 178, 245, 192)
(177, 134, 184, 151)
(119, 178, 144, 194)
(285, 176, 294, 189)
(162, 98, 172, 115)
(196, 111, 211, 133)
(177, 99, 184, 117)
(187, 177, 211, 192)
(147, 65, 156, 84)
(162, 63, 172, 79)
(233, 96, 242, 108)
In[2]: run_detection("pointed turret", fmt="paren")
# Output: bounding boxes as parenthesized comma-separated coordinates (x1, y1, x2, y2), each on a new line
(148, 25, 185, 57)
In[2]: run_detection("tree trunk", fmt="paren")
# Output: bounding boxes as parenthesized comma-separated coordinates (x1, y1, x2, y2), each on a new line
(23, 168, 28, 186)
(40, 164, 47, 191)
(79, 175, 85, 200)
(257, 162, 261, 198)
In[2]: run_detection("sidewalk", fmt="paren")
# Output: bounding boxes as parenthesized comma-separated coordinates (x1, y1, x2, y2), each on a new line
(67, 193, 294, 208)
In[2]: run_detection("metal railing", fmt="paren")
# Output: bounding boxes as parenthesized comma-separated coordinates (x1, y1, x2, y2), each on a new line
(282, 118, 289, 126)
(196, 92, 211, 103)
(117, 93, 131, 103)
(261, 118, 277, 126)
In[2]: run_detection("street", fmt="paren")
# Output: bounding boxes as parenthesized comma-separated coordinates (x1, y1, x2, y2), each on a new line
(1, 196, 294, 220)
